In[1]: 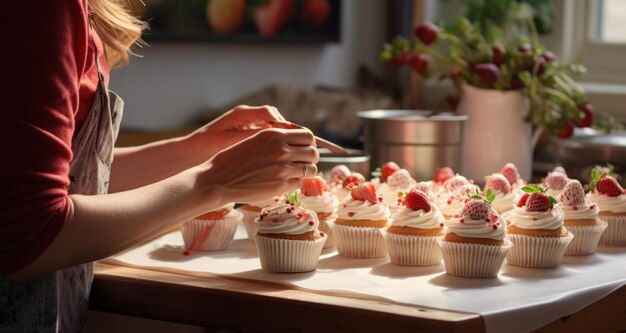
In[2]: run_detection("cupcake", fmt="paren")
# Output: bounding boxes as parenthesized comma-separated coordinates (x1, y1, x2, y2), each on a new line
(432, 167, 455, 193)
(506, 186, 573, 268)
(558, 180, 607, 255)
(587, 172, 626, 245)
(438, 195, 511, 278)
(434, 175, 477, 219)
(371, 162, 401, 191)
(500, 163, 526, 190)
(299, 176, 339, 248)
(333, 182, 391, 258)
(386, 189, 445, 266)
(180, 204, 243, 251)
(378, 169, 417, 212)
(254, 194, 327, 273)
(331, 173, 365, 201)
(484, 174, 515, 214)
(327, 164, 351, 187)
(239, 195, 283, 239)
(542, 172, 569, 198)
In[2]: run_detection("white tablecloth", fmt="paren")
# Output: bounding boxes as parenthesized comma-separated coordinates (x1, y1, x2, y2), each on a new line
(107, 225, 626, 332)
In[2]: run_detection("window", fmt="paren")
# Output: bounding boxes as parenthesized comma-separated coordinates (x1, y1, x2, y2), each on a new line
(594, 0, 626, 43)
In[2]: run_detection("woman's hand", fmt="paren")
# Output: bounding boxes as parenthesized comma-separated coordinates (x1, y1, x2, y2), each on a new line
(197, 128, 319, 205)
(188, 105, 291, 160)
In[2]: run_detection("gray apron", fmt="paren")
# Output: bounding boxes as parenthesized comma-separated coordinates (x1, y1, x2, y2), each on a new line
(0, 39, 123, 332)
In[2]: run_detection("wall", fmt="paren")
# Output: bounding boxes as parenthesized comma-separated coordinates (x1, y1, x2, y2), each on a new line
(111, 0, 387, 130)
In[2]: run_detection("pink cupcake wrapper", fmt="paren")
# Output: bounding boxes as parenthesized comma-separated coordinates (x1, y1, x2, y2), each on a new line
(506, 232, 573, 268)
(386, 233, 443, 266)
(239, 208, 261, 240)
(317, 213, 338, 249)
(332, 224, 387, 258)
(180, 211, 243, 251)
(254, 234, 327, 273)
(437, 239, 512, 278)
(599, 215, 626, 246)
(564, 221, 608, 256)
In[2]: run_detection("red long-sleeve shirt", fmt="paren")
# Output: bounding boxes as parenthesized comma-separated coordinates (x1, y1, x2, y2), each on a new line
(1, 0, 109, 273)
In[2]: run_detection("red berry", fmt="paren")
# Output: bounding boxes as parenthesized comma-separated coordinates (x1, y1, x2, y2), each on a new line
(517, 193, 530, 207)
(518, 44, 533, 54)
(351, 182, 378, 204)
(510, 76, 524, 89)
(450, 69, 461, 81)
(410, 53, 429, 74)
(492, 46, 505, 66)
(534, 57, 547, 76)
(389, 52, 410, 68)
(525, 193, 551, 212)
(500, 163, 519, 185)
(597, 176, 624, 197)
(434, 167, 454, 184)
(557, 121, 574, 139)
(446, 95, 460, 111)
(414, 22, 438, 45)
(541, 51, 556, 63)
(329, 165, 350, 185)
(485, 174, 511, 195)
(403, 190, 431, 212)
(576, 103, 594, 128)
(460, 199, 491, 220)
(300, 176, 326, 196)
(381, 162, 400, 183)
(342, 174, 364, 189)
(558, 180, 585, 206)
(474, 63, 500, 86)
(543, 172, 568, 190)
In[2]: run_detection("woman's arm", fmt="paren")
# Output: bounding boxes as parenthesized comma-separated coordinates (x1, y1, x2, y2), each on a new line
(109, 105, 288, 193)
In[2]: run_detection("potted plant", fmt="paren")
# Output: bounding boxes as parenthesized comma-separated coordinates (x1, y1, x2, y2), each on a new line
(380, 2, 592, 181)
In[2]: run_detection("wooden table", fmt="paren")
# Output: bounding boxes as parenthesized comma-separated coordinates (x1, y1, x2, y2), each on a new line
(91, 262, 626, 332)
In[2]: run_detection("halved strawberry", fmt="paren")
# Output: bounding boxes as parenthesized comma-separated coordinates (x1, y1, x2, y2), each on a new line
(558, 180, 585, 206)
(485, 174, 511, 195)
(597, 176, 624, 197)
(381, 162, 400, 183)
(300, 176, 326, 196)
(387, 169, 416, 189)
(500, 163, 519, 185)
(517, 193, 530, 207)
(526, 193, 551, 212)
(342, 174, 364, 189)
(351, 182, 378, 204)
(329, 165, 351, 185)
(460, 199, 490, 220)
(434, 167, 454, 183)
(543, 172, 568, 190)
(403, 190, 431, 212)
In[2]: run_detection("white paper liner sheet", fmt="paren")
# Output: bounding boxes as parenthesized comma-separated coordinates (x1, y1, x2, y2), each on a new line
(318, 215, 336, 249)
(438, 239, 512, 278)
(564, 221, 608, 256)
(599, 215, 626, 246)
(386, 233, 443, 266)
(180, 211, 242, 251)
(239, 208, 260, 240)
(507, 233, 574, 268)
(254, 234, 327, 273)
(107, 224, 626, 333)
(332, 224, 387, 258)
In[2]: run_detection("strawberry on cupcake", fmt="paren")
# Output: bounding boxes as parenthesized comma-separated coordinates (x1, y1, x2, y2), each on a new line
(386, 189, 445, 266)
(506, 185, 572, 268)
(484, 173, 515, 214)
(587, 168, 626, 245)
(333, 182, 391, 258)
(370, 161, 401, 190)
(542, 171, 569, 197)
(378, 168, 417, 212)
(299, 176, 339, 249)
(330, 170, 365, 202)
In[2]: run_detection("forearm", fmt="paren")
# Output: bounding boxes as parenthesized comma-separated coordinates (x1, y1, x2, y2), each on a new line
(9, 165, 222, 281)
(109, 134, 208, 192)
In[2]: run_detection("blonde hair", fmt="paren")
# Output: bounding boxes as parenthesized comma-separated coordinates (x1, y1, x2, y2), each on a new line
(88, 0, 147, 68)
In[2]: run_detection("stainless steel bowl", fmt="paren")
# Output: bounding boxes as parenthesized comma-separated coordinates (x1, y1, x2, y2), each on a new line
(317, 149, 370, 178)
(358, 110, 468, 180)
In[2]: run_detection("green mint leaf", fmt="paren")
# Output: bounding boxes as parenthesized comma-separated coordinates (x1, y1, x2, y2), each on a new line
(549, 196, 558, 206)
(286, 192, 299, 206)
(397, 192, 407, 199)
(486, 189, 496, 204)
(469, 194, 483, 200)
(522, 184, 542, 193)
(591, 168, 600, 181)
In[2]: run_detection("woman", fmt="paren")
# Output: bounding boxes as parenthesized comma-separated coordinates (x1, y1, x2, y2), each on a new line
(0, 1, 318, 331)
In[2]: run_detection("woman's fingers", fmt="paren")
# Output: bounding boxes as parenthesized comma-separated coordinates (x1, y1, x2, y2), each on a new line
(284, 145, 319, 164)
(284, 129, 315, 147)
(231, 105, 286, 128)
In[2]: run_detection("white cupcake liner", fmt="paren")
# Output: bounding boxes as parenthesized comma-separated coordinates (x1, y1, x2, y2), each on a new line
(386, 233, 443, 266)
(564, 221, 608, 256)
(599, 215, 626, 246)
(506, 232, 573, 268)
(239, 207, 261, 240)
(437, 239, 512, 278)
(317, 214, 337, 249)
(180, 211, 243, 251)
(332, 224, 387, 258)
(254, 234, 327, 273)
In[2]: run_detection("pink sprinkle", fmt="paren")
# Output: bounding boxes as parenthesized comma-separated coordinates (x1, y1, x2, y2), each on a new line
(492, 225, 497, 230)
(308, 221, 314, 225)
(320, 232, 325, 237)
(573, 205, 578, 210)
(348, 212, 355, 217)
(447, 200, 452, 205)
(182, 251, 191, 256)
(460, 219, 465, 223)
(485, 219, 490, 222)
(440, 223, 444, 227)
(453, 214, 459, 218)
(343, 204, 347, 208)
(378, 197, 383, 202)
(533, 217, 538, 221)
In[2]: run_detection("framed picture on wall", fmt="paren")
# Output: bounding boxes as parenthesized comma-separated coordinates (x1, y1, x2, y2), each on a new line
(129, 0, 341, 43)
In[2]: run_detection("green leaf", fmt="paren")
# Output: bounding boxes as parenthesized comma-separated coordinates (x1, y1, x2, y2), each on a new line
(485, 188, 496, 204)
(286, 192, 299, 206)
(591, 167, 600, 181)
(549, 196, 558, 206)
(469, 194, 483, 200)
(522, 184, 544, 193)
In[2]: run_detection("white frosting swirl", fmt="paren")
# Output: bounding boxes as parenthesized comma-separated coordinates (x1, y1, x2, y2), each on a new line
(586, 192, 626, 213)
(446, 213, 506, 240)
(391, 205, 445, 229)
(434, 192, 466, 217)
(331, 186, 350, 201)
(299, 191, 339, 213)
(559, 198, 600, 220)
(379, 183, 412, 210)
(507, 205, 565, 230)
(337, 197, 391, 221)
(247, 196, 282, 209)
(255, 202, 319, 235)
(546, 188, 562, 198)
(491, 191, 515, 214)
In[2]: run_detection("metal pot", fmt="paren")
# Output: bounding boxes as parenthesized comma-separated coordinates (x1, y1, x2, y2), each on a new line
(358, 110, 468, 181)
(317, 149, 370, 178)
